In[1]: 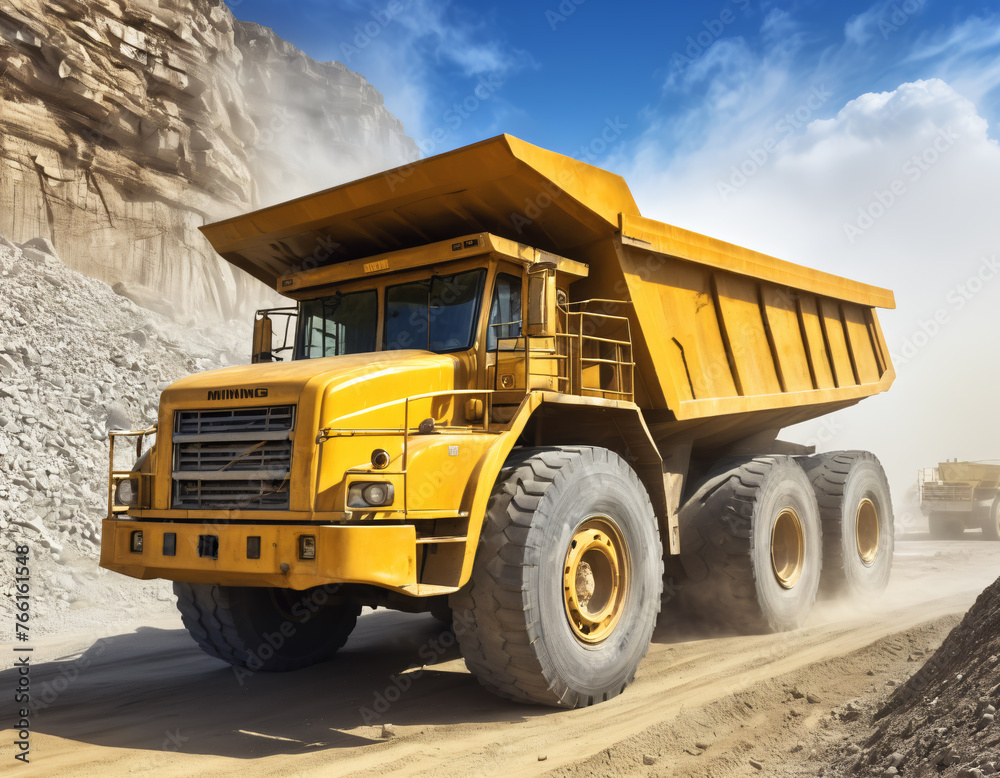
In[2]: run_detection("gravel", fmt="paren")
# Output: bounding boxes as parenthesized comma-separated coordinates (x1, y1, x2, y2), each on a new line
(0, 235, 250, 635)
(826, 572, 1000, 776)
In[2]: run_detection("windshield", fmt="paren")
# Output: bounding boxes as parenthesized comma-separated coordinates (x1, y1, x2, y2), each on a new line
(297, 290, 378, 359)
(385, 270, 486, 352)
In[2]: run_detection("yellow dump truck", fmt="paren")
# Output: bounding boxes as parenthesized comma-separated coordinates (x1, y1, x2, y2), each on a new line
(919, 461, 1000, 539)
(101, 135, 896, 707)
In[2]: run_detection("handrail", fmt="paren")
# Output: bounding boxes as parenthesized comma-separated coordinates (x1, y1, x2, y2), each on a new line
(551, 299, 635, 401)
(107, 426, 157, 518)
(485, 298, 635, 401)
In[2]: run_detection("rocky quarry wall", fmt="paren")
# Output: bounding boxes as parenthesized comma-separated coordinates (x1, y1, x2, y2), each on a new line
(0, 0, 418, 321)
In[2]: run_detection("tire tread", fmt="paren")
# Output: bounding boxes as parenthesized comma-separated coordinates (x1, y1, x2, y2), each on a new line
(451, 446, 662, 708)
(173, 582, 358, 671)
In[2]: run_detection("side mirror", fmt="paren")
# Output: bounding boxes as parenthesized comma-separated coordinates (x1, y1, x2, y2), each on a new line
(252, 313, 274, 363)
(526, 263, 557, 337)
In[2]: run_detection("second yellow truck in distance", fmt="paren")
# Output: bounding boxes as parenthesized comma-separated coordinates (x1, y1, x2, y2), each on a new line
(101, 135, 897, 708)
(920, 460, 1000, 539)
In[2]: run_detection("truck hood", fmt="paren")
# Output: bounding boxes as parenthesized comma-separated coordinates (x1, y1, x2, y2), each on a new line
(159, 350, 469, 425)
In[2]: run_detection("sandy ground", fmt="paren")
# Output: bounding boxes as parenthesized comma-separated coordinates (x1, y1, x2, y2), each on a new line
(2, 532, 999, 777)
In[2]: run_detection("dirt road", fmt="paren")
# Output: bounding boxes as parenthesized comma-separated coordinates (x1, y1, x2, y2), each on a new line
(4, 534, 999, 777)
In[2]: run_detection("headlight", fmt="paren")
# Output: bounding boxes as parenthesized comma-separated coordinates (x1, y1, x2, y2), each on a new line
(362, 483, 391, 506)
(348, 481, 395, 508)
(115, 477, 139, 507)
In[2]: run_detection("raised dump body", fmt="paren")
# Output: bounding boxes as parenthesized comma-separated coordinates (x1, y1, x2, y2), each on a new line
(103, 135, 897, 709)
(920, 461, 1000, 539)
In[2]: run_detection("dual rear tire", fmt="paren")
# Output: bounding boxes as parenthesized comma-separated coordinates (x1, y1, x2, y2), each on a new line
(677, 456, 823, 633)
(677, 451, 893, 634)
(803, 450, 894, 599)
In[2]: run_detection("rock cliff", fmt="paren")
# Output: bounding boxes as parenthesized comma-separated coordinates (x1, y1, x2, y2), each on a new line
(0, 0, 417, 320)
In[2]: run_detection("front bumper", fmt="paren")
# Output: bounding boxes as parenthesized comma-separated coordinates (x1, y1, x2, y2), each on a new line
(100, 520, 417, 591)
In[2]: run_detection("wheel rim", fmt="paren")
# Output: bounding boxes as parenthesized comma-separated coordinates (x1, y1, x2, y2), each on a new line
(856, 498, 879, 566)
(563, 516, 629, 644)
(771, 508, 805, 589)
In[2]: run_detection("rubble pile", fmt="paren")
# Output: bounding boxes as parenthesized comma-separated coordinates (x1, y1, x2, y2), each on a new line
(0, 235, 248, 632)
(841, 575, 1000, 776)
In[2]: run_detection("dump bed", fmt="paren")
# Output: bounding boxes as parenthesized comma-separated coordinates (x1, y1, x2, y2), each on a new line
(201, 134, 894, 434)
(938, 462, 1000, 484)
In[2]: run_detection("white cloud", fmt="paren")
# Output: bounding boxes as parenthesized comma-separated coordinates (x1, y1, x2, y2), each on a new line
(392, 0, 529, 78)
(905, 16, 1000, 108)
(844, 0, 936, 48)
(345, 0, 533, 147)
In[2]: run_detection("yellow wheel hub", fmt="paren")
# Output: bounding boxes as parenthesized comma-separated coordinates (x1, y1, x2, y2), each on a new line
(771, 507, 805, 589)
(563, 517, 629, 644)
(856, 498, 879, 566)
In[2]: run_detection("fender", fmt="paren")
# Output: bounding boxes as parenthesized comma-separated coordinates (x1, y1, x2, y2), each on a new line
(456, 391, 689, 588)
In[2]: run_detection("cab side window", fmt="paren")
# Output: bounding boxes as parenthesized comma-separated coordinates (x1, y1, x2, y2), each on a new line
(487, 274, 522, 351)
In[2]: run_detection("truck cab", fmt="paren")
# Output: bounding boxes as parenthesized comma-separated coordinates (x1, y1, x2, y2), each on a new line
(102, 232, 632, 595)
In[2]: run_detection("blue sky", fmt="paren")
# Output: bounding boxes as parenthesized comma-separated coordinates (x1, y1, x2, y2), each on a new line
(228, 0, 1000, 161)
(229, 0, 1000, 515)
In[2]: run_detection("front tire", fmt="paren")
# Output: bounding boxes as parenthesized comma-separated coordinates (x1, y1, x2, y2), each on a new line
(174, 582, 360, 671)
(677, 456, 822, 634)
(803, 451, 894, 599)
(450, 446, 663, 708)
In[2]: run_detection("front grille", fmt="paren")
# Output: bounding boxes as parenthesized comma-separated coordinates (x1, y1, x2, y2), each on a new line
(173, 479, 290, 510)
(922, 484, 973, 501)
(175, 406, 294, 435)
(175, 440, 293, 472)
(172, 405, 295, 510)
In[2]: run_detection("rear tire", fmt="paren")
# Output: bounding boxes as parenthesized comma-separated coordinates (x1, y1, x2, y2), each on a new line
(981, 499, 1000, 540)
(803, 451, 894, 600)
(928, 512, 964, 540)
(174, 582, 360, 671)
(677, 456, 822, 634)
(450, 446, 663, 708)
